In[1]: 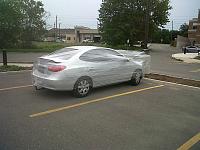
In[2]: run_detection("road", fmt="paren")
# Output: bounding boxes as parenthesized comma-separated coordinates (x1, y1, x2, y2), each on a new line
(0, 71, 200, 150)
(150, 44, 200, 80)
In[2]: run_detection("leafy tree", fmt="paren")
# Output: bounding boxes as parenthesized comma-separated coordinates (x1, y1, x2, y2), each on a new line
(19, 0, 46, 47)
(179, 23, 188, 37)
(0, 0, 46, 49)
(98, 0, 171, 46)
(0, 0, 22, 49)
(151, 28, 171, 44)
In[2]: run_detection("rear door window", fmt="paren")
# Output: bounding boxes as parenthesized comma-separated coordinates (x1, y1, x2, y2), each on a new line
(79, 49, 122, 62)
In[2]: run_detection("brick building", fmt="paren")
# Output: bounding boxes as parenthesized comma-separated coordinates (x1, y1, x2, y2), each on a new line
(188, 10, 200, 45)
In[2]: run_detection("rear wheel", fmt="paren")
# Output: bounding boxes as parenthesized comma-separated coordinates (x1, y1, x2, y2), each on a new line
(130, 69, 143, 85)
(73, 77, 92, 98)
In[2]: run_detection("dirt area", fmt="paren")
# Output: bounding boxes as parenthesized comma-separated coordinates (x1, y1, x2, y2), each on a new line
(145, 73, 200, 87)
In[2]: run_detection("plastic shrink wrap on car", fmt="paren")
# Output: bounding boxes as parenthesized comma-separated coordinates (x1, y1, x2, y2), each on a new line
(116, 50, 151, 74)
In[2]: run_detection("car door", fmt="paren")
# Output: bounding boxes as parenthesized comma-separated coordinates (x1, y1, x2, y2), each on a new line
(92, 49, 134, 84)
(107, 54, 135, 82)
(79, 49, 120, 87)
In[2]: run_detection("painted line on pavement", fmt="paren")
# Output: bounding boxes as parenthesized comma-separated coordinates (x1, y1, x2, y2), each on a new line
(29, 85, 164, 118)
(145, 78, 200, 90)
(0, 85, 33, 91)
(177, 132, 200, 150)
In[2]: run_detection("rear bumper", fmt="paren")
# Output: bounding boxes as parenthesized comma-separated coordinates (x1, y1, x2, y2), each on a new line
(32, 74, 75, 91)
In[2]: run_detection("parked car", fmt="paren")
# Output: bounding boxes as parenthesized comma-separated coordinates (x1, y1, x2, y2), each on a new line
(32, 46, 150, 97)
(182, 46, 200, 54)
(82, 39, 94, 43)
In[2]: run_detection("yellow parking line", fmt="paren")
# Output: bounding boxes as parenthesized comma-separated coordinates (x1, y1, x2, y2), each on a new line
(177, 132, 200, 150)
(190, 69, 200, 73)
(0, 85, 32, 91)
(30, 85, 164, 118)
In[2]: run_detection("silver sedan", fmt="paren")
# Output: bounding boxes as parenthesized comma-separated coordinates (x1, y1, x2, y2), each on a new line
(32, 46, 150, 97)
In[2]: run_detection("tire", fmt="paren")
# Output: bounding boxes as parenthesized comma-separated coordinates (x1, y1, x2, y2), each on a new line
(73, 77, 93, 98)
(130, 69, 143, 85)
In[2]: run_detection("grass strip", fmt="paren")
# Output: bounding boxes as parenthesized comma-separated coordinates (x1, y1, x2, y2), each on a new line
(0, 65, 31, 72)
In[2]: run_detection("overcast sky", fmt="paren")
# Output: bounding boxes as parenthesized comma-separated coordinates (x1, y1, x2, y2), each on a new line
(41, 0, 200, 30)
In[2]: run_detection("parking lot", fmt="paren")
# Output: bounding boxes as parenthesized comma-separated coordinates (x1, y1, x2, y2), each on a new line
(0, 71, 200, 150)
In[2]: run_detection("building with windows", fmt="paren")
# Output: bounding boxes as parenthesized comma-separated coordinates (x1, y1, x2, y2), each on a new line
(188, 10, 200, 45)
(75, 26, 101, 43)
(45, 26, 101, 44)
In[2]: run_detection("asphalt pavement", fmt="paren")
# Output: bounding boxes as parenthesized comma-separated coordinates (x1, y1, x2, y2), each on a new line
(0, 71, 200, 150)
(150, 44, 200, 80)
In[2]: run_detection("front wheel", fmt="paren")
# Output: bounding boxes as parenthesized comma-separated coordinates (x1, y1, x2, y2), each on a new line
(130, 69, 143, 85)
(73, 77, 92, 98)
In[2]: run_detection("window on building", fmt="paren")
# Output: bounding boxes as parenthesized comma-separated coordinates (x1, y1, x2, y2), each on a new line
(193, 25, 197, 30)
(67, 37, 71, 40)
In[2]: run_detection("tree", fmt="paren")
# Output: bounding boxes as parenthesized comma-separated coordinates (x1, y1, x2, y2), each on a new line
(19, 0, 46, 47)
(179, 23, 188, 37)
(98, 0, 171, 46)
(0, 0, 22, 49)
(151, 28, 171, 44)
(0, 0, 46, 49)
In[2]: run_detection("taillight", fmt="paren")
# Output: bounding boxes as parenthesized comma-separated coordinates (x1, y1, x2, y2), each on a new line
(48, 65, 66, 72)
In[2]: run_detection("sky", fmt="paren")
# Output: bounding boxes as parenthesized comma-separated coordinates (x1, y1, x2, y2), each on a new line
(41, 0, 200, 30)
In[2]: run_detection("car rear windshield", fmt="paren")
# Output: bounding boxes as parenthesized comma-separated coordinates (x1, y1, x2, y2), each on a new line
(51, 48, 78, 54)
(48, 48, 80, 60)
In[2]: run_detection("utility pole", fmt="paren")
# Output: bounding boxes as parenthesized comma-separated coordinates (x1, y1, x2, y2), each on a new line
(171, 20, 174, 42)
(144, 0, 150, 49)
(55, 15, 58, 41)
(54, 22, 56, 41)
(56, 15, 57, 29)
(59, 23, 61, 41)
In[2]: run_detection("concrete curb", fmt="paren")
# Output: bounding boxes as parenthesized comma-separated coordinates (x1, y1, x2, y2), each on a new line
(0, 70, 32, 73)
(145, 73, 200, 87)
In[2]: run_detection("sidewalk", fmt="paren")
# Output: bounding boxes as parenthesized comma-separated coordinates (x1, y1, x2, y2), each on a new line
(172, 53, 200, 63)
(0, 52, 47, 63)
